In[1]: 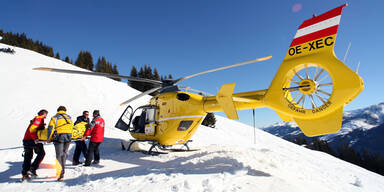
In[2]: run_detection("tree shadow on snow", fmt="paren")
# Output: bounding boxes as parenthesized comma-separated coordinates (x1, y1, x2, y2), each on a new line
(63, 137, 271, 186)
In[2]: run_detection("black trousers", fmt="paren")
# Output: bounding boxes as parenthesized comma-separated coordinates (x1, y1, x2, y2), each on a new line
(85, 142, 101, 165)
(22, 142, 45, 175)
(73, 140, 87, 163)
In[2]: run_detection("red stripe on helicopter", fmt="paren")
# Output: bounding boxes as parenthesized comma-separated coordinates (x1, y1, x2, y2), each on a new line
(290, 25, 338, 47)
(290, 4, 346, 47)
(298, 4, 346, 29)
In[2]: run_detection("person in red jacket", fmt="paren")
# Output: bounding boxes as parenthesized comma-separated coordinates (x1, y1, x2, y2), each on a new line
(83, 110, 105, 166)
(21, 109, 48, 181)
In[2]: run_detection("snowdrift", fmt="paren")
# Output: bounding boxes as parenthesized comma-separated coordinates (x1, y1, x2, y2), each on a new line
(1, 44, 383, 191)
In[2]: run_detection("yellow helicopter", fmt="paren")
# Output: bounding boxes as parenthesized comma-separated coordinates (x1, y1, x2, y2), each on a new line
(34, 4, 363, 154)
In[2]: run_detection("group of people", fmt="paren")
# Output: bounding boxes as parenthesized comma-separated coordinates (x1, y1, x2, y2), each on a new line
(21, 106, 105, 181)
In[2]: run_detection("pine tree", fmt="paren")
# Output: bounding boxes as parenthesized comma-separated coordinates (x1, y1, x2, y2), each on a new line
(130, 66, 138, 77)
(112, 64, 121, 81)
(136, 67, 146, 92)
(129, 66, 138, 89)
(75, 51, 85, 68)
(143, 65, 154, 91)
(75, 51, 94, 70)
(106, 62, 113, 74)
(153, 68, 160, 80)
(337, 143, 362, 166)
(46, 47, 54, 57)
(64, 56, 70, 63)
(290, 135, 384, 176)
(95, 57, 107, 72)
(293, 136, 308, 146)
(95, 56, 121, 81)
(55, 52, 60, 59)
(129, 64, 172, 93)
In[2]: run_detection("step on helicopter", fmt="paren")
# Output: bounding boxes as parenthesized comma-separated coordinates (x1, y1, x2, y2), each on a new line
(34, 4, 363, 154)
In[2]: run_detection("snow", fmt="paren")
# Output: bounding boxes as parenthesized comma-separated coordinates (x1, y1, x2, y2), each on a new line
(1, 43, 384, 191)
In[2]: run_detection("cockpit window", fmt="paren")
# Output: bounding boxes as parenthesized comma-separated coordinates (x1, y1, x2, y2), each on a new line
(177, 120, 193, 131)
(145, 108, 156, 123)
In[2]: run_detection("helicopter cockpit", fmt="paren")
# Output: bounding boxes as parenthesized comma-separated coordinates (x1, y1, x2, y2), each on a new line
(115, 105, 158, 135)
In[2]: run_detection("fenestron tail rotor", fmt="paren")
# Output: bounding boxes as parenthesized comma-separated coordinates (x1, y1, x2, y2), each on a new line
(284, 65, 333, 110)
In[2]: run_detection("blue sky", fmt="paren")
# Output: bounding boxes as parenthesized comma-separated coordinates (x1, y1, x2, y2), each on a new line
(2, 0, 383, 127)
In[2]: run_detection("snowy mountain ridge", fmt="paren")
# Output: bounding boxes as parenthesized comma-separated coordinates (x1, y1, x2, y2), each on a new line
(1, 43, 383, 191)
(263, 102, 384, 155)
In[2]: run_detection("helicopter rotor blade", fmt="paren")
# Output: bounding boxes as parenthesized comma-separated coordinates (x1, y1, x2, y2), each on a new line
(120, 86, 162, 106)
(173, 55, 272, 84)
(33, 67, 163, 85)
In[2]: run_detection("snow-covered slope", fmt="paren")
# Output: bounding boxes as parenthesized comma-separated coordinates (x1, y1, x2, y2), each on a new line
(262, 103, 384, 155)
(0, 43, 150, 148)
(1, 44, 384, 191)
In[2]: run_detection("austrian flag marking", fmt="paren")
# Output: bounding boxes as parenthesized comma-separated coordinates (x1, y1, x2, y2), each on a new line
(290, 4, 347, 47)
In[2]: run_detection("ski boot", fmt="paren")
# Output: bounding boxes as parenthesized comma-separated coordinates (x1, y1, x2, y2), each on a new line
(92, 160, 99, 165)
(21, 174, 31, 182)
(28, 169, 38, 178)
(57, 174, 64, 181)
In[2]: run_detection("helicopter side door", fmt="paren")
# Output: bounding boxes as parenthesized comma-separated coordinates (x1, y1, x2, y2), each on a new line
(115, 105, 133, 131)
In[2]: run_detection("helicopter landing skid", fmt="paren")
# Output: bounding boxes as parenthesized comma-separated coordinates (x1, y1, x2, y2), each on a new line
(121, 139, 196, 155)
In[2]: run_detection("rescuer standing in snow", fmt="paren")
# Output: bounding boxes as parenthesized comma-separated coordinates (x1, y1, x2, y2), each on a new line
(83, 110, 105, 166)
(21, 109, 48, 181)
(72, 111, 89, 165)
(47, 106, 73, 181)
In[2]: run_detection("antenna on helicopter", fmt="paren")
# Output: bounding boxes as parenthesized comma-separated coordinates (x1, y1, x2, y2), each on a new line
(356, 61, 360, 74)
(252, 109, 256, 145)
(343, 42, 352, 63)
